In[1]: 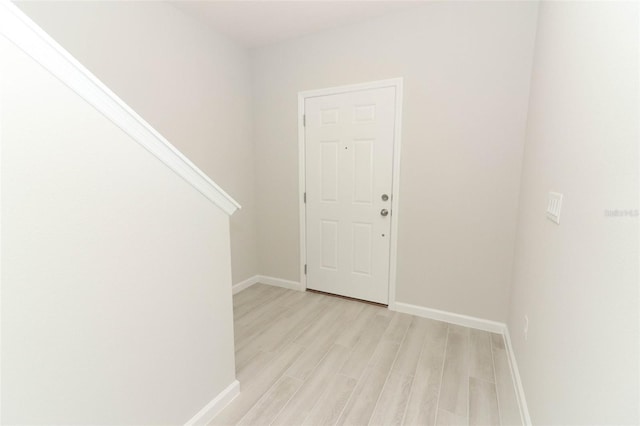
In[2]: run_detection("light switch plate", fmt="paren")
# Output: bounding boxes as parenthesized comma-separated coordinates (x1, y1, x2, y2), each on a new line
(546, 192, 563, 224)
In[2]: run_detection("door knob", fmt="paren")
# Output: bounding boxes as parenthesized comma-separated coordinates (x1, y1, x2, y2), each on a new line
(380, 209, 389, 217)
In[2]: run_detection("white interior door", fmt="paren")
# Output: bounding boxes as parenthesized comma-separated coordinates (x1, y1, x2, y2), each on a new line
(305, 86, 396, 304)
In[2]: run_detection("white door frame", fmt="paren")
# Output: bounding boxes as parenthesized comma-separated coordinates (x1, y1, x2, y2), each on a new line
(297, 78, 403, 308)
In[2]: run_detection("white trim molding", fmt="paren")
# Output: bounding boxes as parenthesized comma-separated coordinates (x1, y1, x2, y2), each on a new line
(232, 275, 304, 294)
(256, 275, 304, 292)
(232, 276, 260, 295)
(392, 301, 506, 334)
(184, 380, 239, 426)
(503, 327, 532, 426)
(0, 0, 240, 215)
(0, 38, 3, 424)
(297, 93, 308, 292)
(297, 78, 403, 304)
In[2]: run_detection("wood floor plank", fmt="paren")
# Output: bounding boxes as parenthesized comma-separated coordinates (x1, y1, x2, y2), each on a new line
(277, 287, 312, 308)
(210, 342, 306, 425)
(259, 294, 330, 353)
(303, 373, 358, 426)
(237, 350, 276, 383)
(340, 314, 391, 380)
(234, 295, 326, 368)
(491, 334, 522, 426)
(271, 344, 351, 426)
(335, 304, 380, 348)
(234, 303, 290, 350)
(403, 320, 448, 426)
(235, 288, 303, 331)
(234, 285, 286, 319)
(469, 377, 500, 426)
(293, 298, 359, 346)
(369, 372, 414, 426)
(232, 283, 285, 309)
(391, 316, 431, 377)
(232, 283, 271, 308)
(438, 325, 470, 418)
(287, 301, 363, 380)
(236, 375, 303, 426)
(376, 307, 395, 318)
(381, 311, 414, 345)
(254, 293, 326, 348)
(436, 408, 468, 426)
(469, 329, 494, 383)
(235, 290, 316, 344)
(336, 341, 402, 426)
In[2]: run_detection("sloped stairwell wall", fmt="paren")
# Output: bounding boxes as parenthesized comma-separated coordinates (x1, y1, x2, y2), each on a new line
(0, 18, 237, 426)
(15, 0, 258, 286)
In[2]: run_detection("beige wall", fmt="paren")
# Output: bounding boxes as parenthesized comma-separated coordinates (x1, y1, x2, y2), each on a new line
(16, 1, 257, 284)
(508, 2, 639, 424)
(252, 2, 539, 321)
(1, 35, 236, 424)
(6, 2, 639, 423)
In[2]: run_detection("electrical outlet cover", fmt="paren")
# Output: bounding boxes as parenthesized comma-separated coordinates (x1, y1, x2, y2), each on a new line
(546, 192, 563, 224)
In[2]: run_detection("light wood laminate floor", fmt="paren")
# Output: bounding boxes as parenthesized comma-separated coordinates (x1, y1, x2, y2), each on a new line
(211, 284, 521, 426)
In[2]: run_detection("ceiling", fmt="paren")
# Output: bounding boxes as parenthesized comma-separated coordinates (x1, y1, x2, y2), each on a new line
(170, 1, 420, 49)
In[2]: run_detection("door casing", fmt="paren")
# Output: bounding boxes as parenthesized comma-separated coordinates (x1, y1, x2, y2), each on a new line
(297, 78, 403, 309)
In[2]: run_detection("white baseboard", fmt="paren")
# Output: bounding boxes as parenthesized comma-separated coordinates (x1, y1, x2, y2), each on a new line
(503, 327, 532, 426)
(392, 302, 506, 334)
(233, 275, 304, 295)
(256, 275, 304, 291)
(184, 380, 240, 426)
(232, 276, 260, 295)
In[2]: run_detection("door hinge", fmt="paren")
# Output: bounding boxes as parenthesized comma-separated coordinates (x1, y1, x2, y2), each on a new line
(303, 192, 306, 203)
(303, 114, 306, 127)
(304, 264, 307, 275)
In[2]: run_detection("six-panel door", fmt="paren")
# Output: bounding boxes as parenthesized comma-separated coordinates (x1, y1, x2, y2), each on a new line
(305, 86, 396, 304)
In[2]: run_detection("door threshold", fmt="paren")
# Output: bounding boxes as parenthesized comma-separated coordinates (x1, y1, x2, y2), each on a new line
(305, 288, 388, 308)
